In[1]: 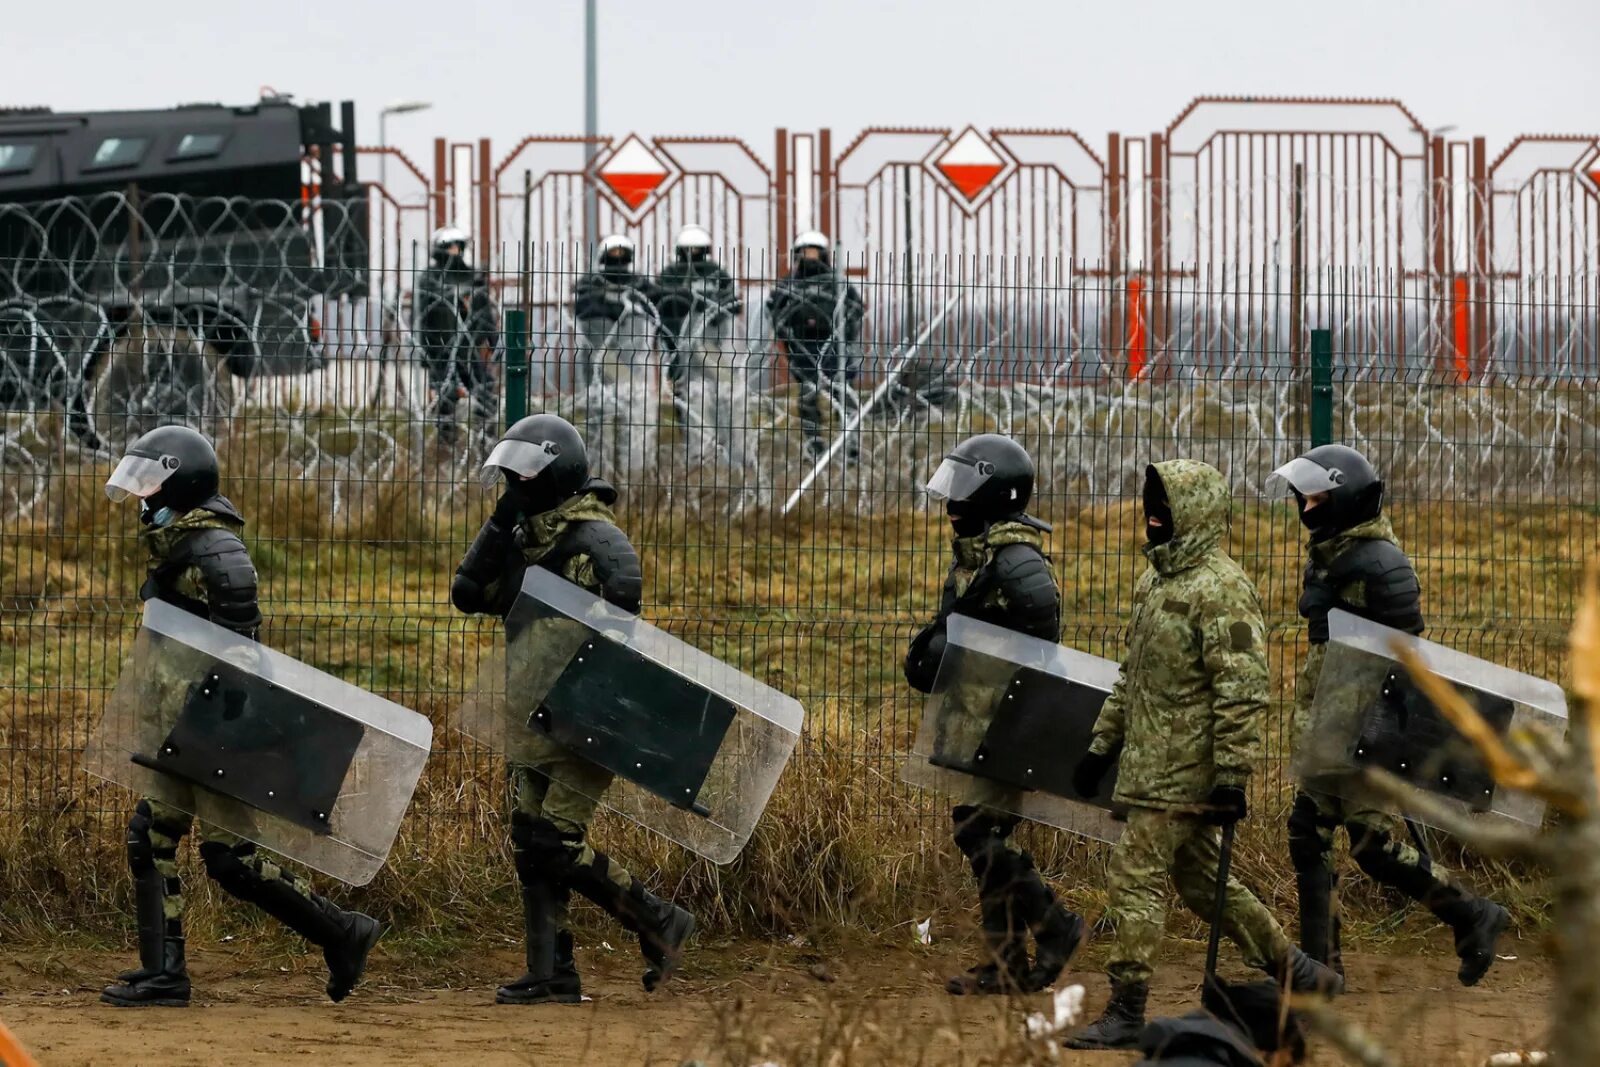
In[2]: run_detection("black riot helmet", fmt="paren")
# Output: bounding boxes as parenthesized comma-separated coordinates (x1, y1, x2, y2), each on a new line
(480, 413, 590, 514)
(1265, 444, 1384, 541)
(924, 433, 1043, 529)
(105, 424, 220, 524)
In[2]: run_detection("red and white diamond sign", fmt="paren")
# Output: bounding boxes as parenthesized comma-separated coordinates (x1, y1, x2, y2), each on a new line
(597, 135, 672, 213)
(933, 128, 1008, 203)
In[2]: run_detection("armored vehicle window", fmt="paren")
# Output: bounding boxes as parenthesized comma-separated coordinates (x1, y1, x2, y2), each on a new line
(0, 143, 39, 175)
(171, 132, 227, 161)
(86, 136, 149, 170)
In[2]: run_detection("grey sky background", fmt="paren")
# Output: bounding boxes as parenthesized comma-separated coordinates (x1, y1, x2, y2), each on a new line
(6, 0, 1596, 180)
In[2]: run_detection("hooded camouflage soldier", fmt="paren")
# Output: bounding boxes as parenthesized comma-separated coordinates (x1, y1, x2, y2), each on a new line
(100, 425, 381, 1009)
(1068, 460, 1341, 1051)
(905, 434, 1086, 996)
(1269, 444, 1510, 988)
(452, 414, 696, 1005)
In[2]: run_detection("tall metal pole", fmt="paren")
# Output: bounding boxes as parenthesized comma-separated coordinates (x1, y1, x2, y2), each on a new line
(379, 110, 388, 190)
(583, 0, 599, 251)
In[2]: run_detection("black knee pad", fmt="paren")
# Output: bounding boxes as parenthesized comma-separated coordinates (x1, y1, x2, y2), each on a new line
(126, 801, 156, 874)
(199, 840, 260, 897)
(510, 812, 579, 886)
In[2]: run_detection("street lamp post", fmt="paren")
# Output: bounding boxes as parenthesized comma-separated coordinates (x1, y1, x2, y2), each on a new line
(379, 100, 433, 192)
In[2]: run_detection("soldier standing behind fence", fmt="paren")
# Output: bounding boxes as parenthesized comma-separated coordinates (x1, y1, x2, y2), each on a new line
(1267, 444, 1510, 989)
(451, 413, 696, 1004)
(99, 425, 381, 1008)
(574, 236, 661, 478)
(767, 231, 864, 464)
(904, 433, 1086, 996)
(1068, 460, 1342, 1051)
(413, 226, 499, 445)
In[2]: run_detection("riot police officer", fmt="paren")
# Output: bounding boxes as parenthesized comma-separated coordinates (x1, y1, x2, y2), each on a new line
(413, 226, 499, 444)
(1270, 444, 1510, 988)
(452, 414, 696, 1004)
(768, 231, 865, 462)
(904, 433, 1085, 995)
(100, 425, 380, 1007)
(652, 224, 742, 381)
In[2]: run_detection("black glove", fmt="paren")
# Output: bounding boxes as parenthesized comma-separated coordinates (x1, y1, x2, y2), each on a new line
(1205, 784, 1248, 826)
(903, 623, 947, 694)
(1072, 747, 1118, 799)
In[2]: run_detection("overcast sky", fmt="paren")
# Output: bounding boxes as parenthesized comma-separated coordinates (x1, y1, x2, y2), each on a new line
(6, 0, 1596, 175)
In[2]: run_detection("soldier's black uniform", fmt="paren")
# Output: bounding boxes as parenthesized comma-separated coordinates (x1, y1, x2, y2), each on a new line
(767, 257, 865, 459)
(453, 414, 696, 1005)
(1274, 444, 1510, 988)
(414, 253, 498, 441)
(101, 425, 380, 1009)
(906, 433, 1085, 996)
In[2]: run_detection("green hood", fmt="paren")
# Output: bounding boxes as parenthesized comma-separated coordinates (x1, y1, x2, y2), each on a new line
(1142, 459, 1229, 576)
(1308, 513, 1399, 565)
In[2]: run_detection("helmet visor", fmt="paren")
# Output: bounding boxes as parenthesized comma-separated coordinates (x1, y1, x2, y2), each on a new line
(1265, 456, 1347, 498)
(480, 438, 561, 489)
(105, 454, 178, 502)
(925, 455, 994, 502)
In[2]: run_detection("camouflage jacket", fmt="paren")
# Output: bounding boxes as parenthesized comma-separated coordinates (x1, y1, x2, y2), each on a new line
(138, 499, 261, 637)
(1292, 514, 1421, 750)
(1088, 460, 1270, 809)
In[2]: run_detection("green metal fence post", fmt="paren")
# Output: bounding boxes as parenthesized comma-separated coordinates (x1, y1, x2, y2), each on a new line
(504, 308, 529, 428)
(1310, 328, 1334, 448)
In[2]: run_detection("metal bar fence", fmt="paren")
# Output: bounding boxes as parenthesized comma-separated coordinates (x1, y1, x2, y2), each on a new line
(1, 220, 1595, 923)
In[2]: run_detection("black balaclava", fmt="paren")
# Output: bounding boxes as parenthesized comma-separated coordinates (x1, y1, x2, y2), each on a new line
(947, 499, 986, 538)
(794, 256, 831, 279)
(1143, 469, 1173, 545)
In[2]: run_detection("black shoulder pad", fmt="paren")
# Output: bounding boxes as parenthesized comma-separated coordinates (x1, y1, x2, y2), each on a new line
(177, 527, 261, 637)
(558, 520, 643, 614)
(988, 542, 1062, 642)
(1328, 539, 1425, 636)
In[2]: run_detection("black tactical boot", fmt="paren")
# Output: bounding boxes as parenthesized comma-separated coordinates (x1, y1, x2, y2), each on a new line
(498, 883, 582, 1005)
(630, 884, 696, 992)
(1436, 897, 1509, 987)
(1066, 979, 1148, 1050)
(1273, 945, 1345, 996)
(946, 897, 1029, 995)
(1023, 902, 1086, 993)
(102, 928, 190, 1008)
(998, 849, 1085, 993)
(227, 877, 381, 1002)
(569, 861, 695, 991)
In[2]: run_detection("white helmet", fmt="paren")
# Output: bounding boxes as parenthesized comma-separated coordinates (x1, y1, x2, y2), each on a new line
(793, 230, 829, 252)
(675, 224, 713, 252)
(431, 225, 470, 255)
(598, 233, 635, 257)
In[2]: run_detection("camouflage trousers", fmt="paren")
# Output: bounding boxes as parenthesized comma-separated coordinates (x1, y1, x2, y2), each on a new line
(1105, 807, 1290, 986)
(510, 744, 635, 926)
(140, 798, 311, 922)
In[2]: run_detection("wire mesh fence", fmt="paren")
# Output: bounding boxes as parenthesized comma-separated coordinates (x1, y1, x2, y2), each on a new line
(2, 216, 1596, 908)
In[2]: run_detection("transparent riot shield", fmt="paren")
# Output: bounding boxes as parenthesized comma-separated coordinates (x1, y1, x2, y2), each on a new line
(901, 614, 1125, 843)
(1294, 609, 1568, 828)
(458, 566, 804, 865)
(84, 600, 434, 886)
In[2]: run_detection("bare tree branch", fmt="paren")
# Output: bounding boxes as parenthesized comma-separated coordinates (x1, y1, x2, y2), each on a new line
(1297, 1001, 1402, 1067)
(1361, 769, 1549, 862)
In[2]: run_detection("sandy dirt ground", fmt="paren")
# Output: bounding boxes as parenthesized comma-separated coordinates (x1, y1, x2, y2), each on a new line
(0, 937, 1551, 1066)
